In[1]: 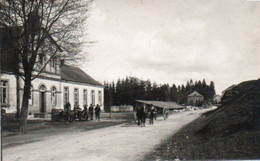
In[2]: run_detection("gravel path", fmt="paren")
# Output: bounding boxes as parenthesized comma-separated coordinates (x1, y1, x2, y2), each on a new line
(3, 109, 211, 161)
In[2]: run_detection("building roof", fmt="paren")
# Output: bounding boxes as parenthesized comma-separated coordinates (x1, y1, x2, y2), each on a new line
(1, 27, 103, 87)
(188, 91, 203, 97)
(0, 27, 20, 74)
(135, 100, 184, 109)
(61, 65, 103, 87)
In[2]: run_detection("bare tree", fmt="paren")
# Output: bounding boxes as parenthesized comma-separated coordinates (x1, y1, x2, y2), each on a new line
(0, 0, 92, 132)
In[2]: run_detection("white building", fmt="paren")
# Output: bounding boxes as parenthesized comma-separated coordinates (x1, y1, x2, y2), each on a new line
(0, 61, 104, 116)
(187, 91, 204, 106)
(0, 27, 104, 117)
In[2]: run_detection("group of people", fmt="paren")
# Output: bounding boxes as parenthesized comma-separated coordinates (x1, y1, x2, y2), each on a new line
(64, 102, 101, 121)
(136, 105, 157, 127)
(86, 104, 101, 121)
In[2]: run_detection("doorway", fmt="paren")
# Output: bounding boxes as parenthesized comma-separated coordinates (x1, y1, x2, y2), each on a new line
(39, 85, 46, 113)
(40, 92, 46, 112)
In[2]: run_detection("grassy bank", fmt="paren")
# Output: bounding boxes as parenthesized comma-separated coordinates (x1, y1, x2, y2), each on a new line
(144, 79, 260, 160)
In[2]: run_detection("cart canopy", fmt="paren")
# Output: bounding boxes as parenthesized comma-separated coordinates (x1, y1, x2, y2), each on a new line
(135, 100, 184, 110)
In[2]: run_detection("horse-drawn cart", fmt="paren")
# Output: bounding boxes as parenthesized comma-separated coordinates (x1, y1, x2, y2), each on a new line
(135, 100, 184, 122)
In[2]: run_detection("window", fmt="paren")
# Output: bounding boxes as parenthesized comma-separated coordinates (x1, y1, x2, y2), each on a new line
(98, 91, 102, 105)
(91, 90, 95, 105)
(64, 87, 69, 104)
(39, 85, 46, 92)
(52, 58, 56, 68)
(52, 58, 57, 73)
(39, 54, 44, 65)
(0, 80, 9, 104)
(74, 88, 79, 106)
(51, 87, 57, 106)
(83, 89, 88, 105)
(29, 86, 33, 105)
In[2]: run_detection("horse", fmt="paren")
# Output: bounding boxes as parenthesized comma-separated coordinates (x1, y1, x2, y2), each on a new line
(136, 105, 146, 127)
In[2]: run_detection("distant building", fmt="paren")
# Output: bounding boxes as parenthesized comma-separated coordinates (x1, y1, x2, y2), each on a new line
(187, 91, 204, 106)
(213, 95, 221, 103)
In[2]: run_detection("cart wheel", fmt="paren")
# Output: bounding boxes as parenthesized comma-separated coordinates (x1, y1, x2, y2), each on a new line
(163, 108, 169, 120)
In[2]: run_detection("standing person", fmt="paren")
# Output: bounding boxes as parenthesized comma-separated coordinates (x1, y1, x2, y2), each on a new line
(68, 102, 71, 110)
(83, 104, 89, 121)
(95, 104, 101, 121)
(149, 105, 155, 124)
(73, 104, 79, 119)
(64, 102, 68, 112)
(89, 104, 94, 120)
(136, 105, 145, 127)
(64, 102, 71, 113)
(154, 107, 157, 120)
(141, 105, 147, 127)
(64, 102, 72, 121)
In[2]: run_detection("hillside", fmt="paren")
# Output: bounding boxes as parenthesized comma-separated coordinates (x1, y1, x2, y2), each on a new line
(145, 79, 260, 160)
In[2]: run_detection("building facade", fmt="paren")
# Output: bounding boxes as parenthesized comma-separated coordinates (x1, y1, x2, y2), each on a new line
(0, 61, 104, 115)
(187, 91, 204, 106)
(0, 27, 104, 116)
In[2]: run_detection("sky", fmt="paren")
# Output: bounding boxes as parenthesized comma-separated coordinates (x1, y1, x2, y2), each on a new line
(82, 0, 260, 94)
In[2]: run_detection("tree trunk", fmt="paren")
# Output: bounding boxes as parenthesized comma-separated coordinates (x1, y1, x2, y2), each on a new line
(16, 75, 20, 119)
(19, 75, 31, 132)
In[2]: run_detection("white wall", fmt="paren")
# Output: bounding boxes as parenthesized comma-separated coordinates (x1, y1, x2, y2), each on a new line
(0, 74, 17, 113)
(1, 73, 104, 113)
(19, 77, 62, 113)
(61, 81, 104, 111)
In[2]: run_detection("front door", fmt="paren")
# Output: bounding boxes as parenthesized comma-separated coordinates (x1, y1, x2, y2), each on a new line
(40, 92, 46, 113)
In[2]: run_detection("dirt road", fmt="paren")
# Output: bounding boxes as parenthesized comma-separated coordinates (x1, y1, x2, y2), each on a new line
(2, 109, 212, 161)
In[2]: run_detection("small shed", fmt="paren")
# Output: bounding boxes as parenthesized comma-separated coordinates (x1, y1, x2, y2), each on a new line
(187, 91, 204, 106)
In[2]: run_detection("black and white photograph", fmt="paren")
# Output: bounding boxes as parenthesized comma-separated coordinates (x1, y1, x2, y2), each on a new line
(0, 0, 260, 160)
